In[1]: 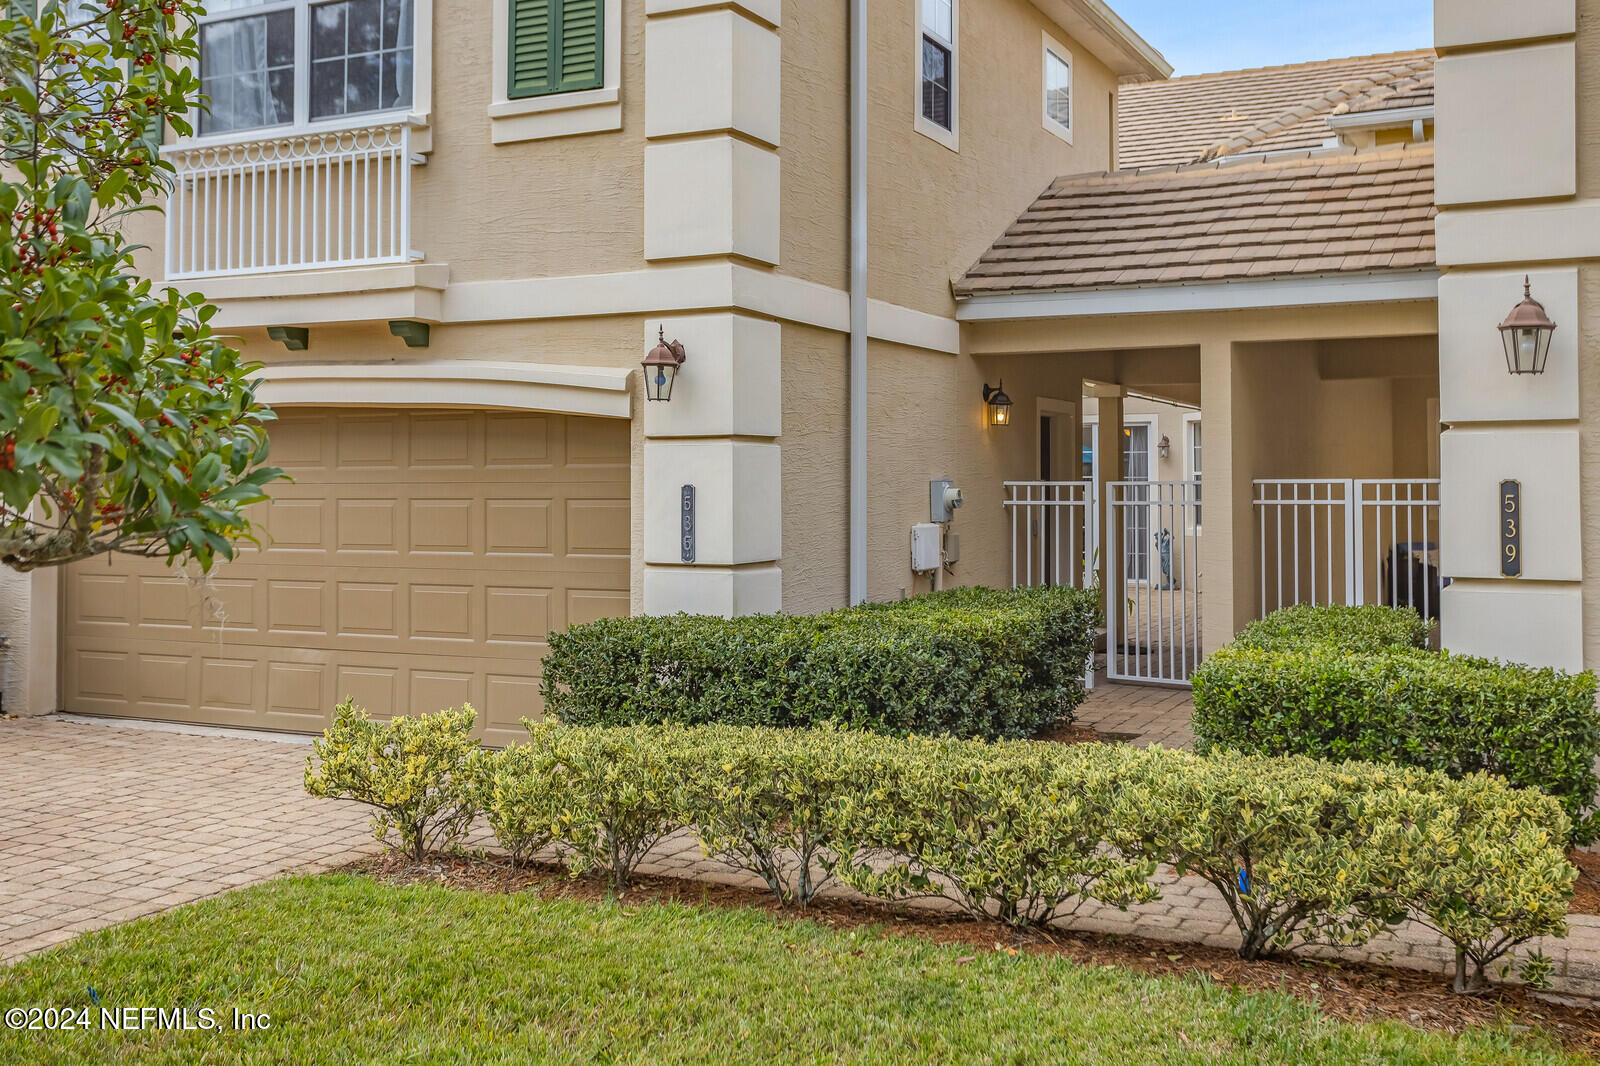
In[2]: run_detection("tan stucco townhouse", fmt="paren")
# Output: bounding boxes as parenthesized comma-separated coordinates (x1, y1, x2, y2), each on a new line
(0, 0, 1595, 738)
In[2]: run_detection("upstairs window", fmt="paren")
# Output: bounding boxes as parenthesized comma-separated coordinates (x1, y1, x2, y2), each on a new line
(198, 0, 416, 136)
(1042, 35, 1073, 144)
(508, 0, 604, 100)
(918, 0, 956, 143)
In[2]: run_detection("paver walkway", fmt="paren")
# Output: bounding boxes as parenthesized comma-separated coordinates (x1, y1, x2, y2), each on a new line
(5, 694, 1598, 999)
(1, 717, 374, 961)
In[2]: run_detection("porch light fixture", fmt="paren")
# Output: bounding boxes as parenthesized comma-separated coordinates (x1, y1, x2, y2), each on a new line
(1158, 434, 1171, 461)
(643, 327, 687, 402)
(1498, 277, 1557, 376)
(982, 381, 1013, 427)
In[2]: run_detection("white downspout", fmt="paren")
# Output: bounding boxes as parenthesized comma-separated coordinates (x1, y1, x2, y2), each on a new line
(848, 0, 868, 604)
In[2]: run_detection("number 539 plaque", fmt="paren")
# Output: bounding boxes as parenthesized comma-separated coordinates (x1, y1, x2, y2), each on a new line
(1500, 480, 1521, 578)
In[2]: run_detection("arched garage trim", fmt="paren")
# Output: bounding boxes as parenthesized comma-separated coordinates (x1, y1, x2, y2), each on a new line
(254, 361, 634, 419)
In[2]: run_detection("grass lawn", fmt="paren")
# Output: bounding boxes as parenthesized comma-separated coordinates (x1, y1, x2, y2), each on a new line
(0, 875, 1585, 1065)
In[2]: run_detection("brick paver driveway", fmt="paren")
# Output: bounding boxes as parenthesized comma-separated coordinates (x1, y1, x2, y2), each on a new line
(1, 717, 373, 961)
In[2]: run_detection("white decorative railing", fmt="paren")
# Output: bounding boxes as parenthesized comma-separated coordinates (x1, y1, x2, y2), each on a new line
(163, 122, 419, 280)
(1254, 478, 1442, 620)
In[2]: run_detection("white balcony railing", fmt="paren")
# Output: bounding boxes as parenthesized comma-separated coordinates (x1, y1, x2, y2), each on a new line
(163, 122, 419, 280)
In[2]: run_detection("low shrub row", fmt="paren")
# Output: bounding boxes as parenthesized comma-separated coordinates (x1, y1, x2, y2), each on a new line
(305, 704, 1578, 993)
(1192, 606, 1600, 843)
(539, 584, 1099, 740)
(1228, 603, 1431, 654)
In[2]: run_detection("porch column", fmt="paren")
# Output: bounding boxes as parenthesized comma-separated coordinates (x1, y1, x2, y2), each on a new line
(639, 2, 784, 618)
(1198, 338, 1252, 657)
(1095, 394, 1123, 597)
(1433, 4, 1586, 670)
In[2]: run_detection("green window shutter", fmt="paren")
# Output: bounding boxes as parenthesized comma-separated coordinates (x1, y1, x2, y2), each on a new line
(555, 0, 602, 92)
(508, 0, 603, 100)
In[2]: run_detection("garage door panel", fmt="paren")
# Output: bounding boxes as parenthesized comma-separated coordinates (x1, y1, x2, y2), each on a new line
(335, 499, 401, 553)
(485, 414, 552, 466)
(484, 673, 543, 746)
(410, 499, 475, 553)
(336, 582, 400, 638)
(485, 586, 551, 643)
(266, 581, 329, 635)
(64, 410, 630, 733)
(565, 416, 630, 466)
(566, 499, 630, 556)
(335, 665, 397, 719)
(336, 415, 402, 469)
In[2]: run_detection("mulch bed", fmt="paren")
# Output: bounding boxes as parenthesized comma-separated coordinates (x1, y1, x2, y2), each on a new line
(1571, 849, 1600, 917)
(341, 852, 1600, 1055)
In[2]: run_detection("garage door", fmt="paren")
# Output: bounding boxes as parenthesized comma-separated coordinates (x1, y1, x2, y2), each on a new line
(62, 409, 631, 745)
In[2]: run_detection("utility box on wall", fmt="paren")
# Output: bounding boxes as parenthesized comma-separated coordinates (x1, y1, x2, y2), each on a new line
(910, 523, 942, 573)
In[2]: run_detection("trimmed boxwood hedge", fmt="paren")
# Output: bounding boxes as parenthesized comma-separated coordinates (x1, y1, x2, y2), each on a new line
(1192, 605, 1600, 843)
(308, 707, 1579, 992)
(539, 585, 1098, 740)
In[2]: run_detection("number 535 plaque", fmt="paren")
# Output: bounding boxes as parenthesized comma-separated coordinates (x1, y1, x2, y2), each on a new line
(1500, 480, 1521, 578)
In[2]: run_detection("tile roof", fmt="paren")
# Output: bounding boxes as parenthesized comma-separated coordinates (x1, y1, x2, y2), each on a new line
(1336, 68, 1434, 116)
(955, 144, 1435, 298)
(1116, 50, 1435, 169)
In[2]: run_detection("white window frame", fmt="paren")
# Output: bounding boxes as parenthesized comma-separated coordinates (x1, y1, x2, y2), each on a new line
(1183, 412, 1202, 533)
(913, 0, 958, 152)
(489, 0, 623, 144)
(1041, 32, 1073, 146)
(183, 0, 433, 151)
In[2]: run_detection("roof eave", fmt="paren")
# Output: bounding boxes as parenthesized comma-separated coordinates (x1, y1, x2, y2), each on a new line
(1031, 0, 1173, 81)
(1327, 105, 1435, 131)
(954, 270, 1441, 321)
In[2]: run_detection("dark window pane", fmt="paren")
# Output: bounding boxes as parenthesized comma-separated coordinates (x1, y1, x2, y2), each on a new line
(380, 51, 414, 109)
(921, 37, 951, 129)
(348, 0, 381, 52)
(266, 9, 295, 66)
(382, 0, 402, 48)
(310, 58, 345, 117)
(346, 53, 380, 113)
(312, 2, 347, 60)
(269, 68, 295, 116)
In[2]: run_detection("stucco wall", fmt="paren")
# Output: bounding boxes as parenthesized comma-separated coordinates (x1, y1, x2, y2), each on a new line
(780, 324, 850, 613)
(864, 0, 1119, 317)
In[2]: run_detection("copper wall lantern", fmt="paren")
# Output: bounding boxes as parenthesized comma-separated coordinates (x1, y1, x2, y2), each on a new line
(643, 327, 687, 401)
(1498, 277, 1557, 376)
(982, 381, 1013, 427)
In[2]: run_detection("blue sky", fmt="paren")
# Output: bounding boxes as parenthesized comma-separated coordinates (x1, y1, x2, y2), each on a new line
(1107, 1, 1433, 77)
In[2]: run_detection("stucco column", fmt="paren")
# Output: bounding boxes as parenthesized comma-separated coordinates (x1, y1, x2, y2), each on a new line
(1432, 2, 1586, 670)
(1095, 394, 1123, 599)
(1197, 339, 1250, 658)
(639, 2, 784, 618)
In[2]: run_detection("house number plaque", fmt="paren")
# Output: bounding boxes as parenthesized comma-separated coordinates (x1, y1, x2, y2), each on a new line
(1500, 479, 1521, 578)
(681, 485, 696, 563)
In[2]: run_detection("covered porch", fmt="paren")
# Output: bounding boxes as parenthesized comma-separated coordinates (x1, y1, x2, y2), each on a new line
(964, 296, 1441, 683)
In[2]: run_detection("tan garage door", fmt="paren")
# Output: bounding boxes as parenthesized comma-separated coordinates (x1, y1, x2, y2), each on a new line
(62, 409, 631, 745)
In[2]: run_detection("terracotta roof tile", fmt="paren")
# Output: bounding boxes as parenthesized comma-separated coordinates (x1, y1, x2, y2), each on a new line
(1116, 50, 1435, 169)
(954, 145, 1435, 298)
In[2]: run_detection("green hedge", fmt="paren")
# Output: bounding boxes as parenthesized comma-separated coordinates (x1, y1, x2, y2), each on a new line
(1229, 603, 1431, 654)
(539, 585, 1099, 740)
(306, 710, 1577, 993)
(1192, 606, 1600, 843)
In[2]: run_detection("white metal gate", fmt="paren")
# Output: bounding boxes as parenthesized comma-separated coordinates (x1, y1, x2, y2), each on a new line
(1106, 480, 1202, 685)
(1003, 481, 1097, 590)
(1254, 478, 1442, 620)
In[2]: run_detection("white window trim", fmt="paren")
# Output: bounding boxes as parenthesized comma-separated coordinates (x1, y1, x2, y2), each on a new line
(1041, 31, 1073, 146)
(489, 0, 623, 144)
(180, 0, 434, 153)
(1183, 411, 1202, 533)
(913, 0, 958, 152)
